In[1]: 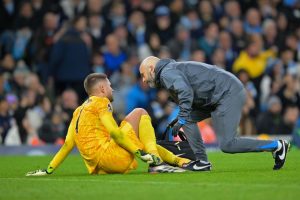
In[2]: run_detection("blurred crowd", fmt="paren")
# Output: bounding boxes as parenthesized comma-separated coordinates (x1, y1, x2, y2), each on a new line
(0, 0, 300, 146)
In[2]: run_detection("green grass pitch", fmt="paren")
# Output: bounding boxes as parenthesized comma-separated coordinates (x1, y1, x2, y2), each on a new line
(0, 149, 299, 200)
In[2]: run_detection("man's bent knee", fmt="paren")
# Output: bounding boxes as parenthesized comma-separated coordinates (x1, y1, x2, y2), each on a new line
(132, 108, 148, 116)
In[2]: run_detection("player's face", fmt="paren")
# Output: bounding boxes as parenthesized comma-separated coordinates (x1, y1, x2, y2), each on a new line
(103, 79, 114, 102)
(140, 65, 156, 88)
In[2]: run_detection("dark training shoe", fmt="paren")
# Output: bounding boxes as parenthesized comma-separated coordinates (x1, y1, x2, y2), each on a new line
(273, 140, 290, 170)
(182, 160, 212, 171)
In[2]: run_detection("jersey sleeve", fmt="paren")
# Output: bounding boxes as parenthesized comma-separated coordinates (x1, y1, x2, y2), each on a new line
(48, 112, 77, 170)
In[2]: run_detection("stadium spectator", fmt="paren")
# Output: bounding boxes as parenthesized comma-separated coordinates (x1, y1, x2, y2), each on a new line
(0, 95, 11, 144)
(103, 33, 127, 76)
(167, 24, 197, 61)
(48, 15, 91, 101)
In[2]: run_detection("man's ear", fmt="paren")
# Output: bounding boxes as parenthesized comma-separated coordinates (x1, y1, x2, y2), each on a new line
(149, 65, 154, 73)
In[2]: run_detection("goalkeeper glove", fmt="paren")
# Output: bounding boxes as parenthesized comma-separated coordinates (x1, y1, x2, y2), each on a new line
(26, 166, 54, 176)
(135, 149, 161, 165)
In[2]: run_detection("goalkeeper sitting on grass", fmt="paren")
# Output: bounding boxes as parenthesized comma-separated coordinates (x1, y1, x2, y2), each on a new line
(27, 73, 190, 176)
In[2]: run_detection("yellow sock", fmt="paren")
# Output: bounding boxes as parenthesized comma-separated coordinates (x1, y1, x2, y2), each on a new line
(138, 115, 162, 160)
(156, 145, 191, 167)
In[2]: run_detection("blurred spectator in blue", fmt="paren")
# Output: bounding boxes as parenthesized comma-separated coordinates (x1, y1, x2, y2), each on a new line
(49, 15, 91, 101)
(0, 95, 11, 144)
(244, 8, 262, 34)
(198, 23, 219, 60)
(125, 77, 156, 115)
(167, 24, 198, 61)
(103, 33, 127, 76)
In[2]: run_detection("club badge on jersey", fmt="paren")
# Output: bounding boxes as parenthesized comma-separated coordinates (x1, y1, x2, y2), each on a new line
(108, 103, 113, 112)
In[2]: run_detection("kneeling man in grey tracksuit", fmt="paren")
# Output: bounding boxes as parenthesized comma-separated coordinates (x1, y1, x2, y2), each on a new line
(139, 56, 290, 171)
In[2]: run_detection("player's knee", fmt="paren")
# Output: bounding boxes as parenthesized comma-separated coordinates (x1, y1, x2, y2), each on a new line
(133, 108, 148, 115)
(220, 141, 235, 153)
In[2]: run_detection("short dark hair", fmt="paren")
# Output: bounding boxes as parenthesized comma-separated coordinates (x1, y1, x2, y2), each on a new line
(84, 73, 107, 95)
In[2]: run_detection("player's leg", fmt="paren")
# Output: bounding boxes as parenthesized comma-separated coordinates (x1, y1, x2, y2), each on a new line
(156, 144, 190, 167)
(123, 108, 162, 161)
(97, 139, 139, 174)
(212, 88, 281, 153)
(182, 110, 209, 162)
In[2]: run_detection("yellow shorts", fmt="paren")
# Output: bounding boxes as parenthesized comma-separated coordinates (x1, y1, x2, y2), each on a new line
(95, 121, 144, 174)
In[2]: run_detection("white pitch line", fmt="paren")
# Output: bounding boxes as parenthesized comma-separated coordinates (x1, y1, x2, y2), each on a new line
(1, 177, 299, 189)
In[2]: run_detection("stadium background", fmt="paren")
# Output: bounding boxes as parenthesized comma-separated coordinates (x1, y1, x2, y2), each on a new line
(0, 0, 300, 147)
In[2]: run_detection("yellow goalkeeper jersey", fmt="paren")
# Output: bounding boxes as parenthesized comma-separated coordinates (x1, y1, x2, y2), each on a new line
(49, 96, 118, 173)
